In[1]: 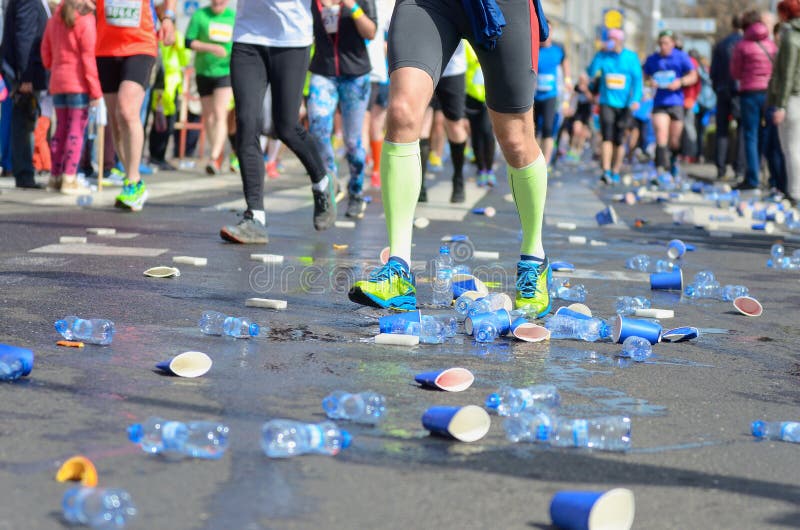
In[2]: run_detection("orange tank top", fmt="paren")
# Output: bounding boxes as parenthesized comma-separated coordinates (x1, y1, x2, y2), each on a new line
(96, 0, 157, 57)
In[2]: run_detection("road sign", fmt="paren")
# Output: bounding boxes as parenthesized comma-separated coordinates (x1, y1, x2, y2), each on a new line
(658, 17, 717, 34)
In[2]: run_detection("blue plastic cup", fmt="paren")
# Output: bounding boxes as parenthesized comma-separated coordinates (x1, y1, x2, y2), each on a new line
(379, 310, 422, 334)
(510, 318, 551, 342)
(550, 488, 635, 530)
(666, 239, 687, 260)
(421, 405, 491, 442)
(649, 268, 683, 291)
(451, 274, 488, 299)
(155, 351, 213, 378)
(554, 307, 593, 320)
(613, 316, 662, 345)
(414, 367, 474, 392)
(595, 206, 618, 226)
(661, 326, 699, 343)
(0, 343, 34, 377)
(465, 309, 511, 336)
(550, 261, 575, 272)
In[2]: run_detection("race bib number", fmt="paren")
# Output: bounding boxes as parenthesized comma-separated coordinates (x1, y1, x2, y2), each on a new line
(208, 22, 233, 43)
(653, 70, 676, 89)
(105, 0, 141, 27)
(537, 73, 556, 93)
(322, 5, 340, 34)
(472, 68, 484, 87)
(605, 73, 626, 90)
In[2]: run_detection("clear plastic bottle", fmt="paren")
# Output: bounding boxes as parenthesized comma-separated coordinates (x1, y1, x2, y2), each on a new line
(751, 420, 800, 443)
(322, 391, 386, 424)
(198, 310, 227, 335)
(655, 259, 676, 272)
(625, 254, 651, 272)
(693, 270, 716, 285)
(467, 293, 510, 316)
(62, 487, 136, 528)
(503, 410, 553, 443)
(770, 244, 785, 264)
(615, 296, 651, 315)
(222, 316, 260, 338)
(684, 281, 722, 299)
(261, 420, 351, 458)
(544, 315, 611, 342)
(127, 417, 229, 459)
(431, 245, 454, 307)
(475, 320, 498, 343)
(720, 284, 749, 302)
(455, 293, 476, 316)
(619, 336, 652, 362)
(435, 315, 458, 337)
(554, 283, 587, 302)
(419, 315, 445, 344)
(54, 316, 115, 345)
(87, 106, 98, 141)
(550, 416, 632, 452)
(485, 384, 561, 416)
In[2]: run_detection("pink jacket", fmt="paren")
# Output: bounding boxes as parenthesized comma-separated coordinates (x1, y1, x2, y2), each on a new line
(731, 22, 777, 92)
(41, 7, 102, 100)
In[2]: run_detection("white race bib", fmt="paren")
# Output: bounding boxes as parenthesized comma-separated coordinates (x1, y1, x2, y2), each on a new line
(104, 0, 142, 27)
(653, 70, 676, 89)
(537, 73, 556, 93)
(208, 22, 233, 43)
(605, 73, 626, 90)
(322, 5, 340, 34)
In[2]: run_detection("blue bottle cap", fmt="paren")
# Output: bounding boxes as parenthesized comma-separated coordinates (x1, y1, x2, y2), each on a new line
(54, 320, 68, 334)
(751, 420, 766, 438)
(127, 423, 143, 443)
(340, 430, 352, 449)
(536, 423, 551, 442)
(439, 245, 450, 254)
(485, 393, 501, 410)
(249, 323, 260, 336)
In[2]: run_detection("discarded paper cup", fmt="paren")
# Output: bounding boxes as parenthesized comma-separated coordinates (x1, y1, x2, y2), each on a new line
(751, 222, 775, 234)
(550, 261, 575, 272)
(379, 310, 422, 334)
(733, 296, 763, 317)
(465, 309, 511, 336)
(0, 343, 33, 376)
(666, 239, 686, 260)
(472, 207, 496, 218)
(554, 307, 593, 320)
(550, 488, 635, 530)
(56, 455, 98, 487)
(650, 268, 683, 291)
(143, 266, 181, 278)
(414, 217, 430, 229)
(661, 326, 699, 342)
(566, 303, 593, 317)
(510, 318, 551, 342)
(379, 246, 390, 264)
(414, 368, 475, 392)
(452, 274, 489, 299)
(421, 405, 491, 442)
(613, 316, 662, 345)
(155, 351, 212, 378)
(595, 206, 618, 226)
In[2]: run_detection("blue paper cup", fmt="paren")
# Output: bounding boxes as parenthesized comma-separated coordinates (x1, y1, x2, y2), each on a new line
(550, 488, 635, 530)
(595, 206, 619, 226)
(0, 343, 34, 377)
(379, 310, 422, 334)
(650, 268, 683, 291)
(554, 307, 593, 320)
(550, 261, 575, 272)
(661, 326, 699, 343)
(666, 239, 686, 260)
(613, 316, 662, 345)
(421, 405, 491, 442)
(414, 367, 475, 392)
(451, 274, 488, 299)
(155, 351, 212, 378)
(465, 309, 511, 336)
(510, 319, 551, 342)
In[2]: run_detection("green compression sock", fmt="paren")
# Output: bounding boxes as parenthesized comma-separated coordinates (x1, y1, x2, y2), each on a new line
(381, 140, 422, 264)
(508, 154, 548, 258)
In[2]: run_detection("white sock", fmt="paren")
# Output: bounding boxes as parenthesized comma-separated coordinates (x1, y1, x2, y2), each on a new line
(251, 210, 266, 225)
(312, 175, 329, 192)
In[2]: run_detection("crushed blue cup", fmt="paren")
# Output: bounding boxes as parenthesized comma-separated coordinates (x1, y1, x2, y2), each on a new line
(661, 326, 699, 343)
(595, 206, 618, 226)
(550, 488, 635, 530)
(0, 343, 34, 377)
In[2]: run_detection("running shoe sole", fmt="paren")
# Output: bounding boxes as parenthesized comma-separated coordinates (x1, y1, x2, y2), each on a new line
(348, 287, 417, 311)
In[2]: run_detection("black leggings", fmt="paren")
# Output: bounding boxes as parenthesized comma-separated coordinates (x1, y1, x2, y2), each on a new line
(230, 42, 326, 212)
(465, 95, 495, 172)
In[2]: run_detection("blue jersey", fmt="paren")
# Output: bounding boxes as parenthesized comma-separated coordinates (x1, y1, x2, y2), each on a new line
(587, 48, 643, 109)
(535, 44, 565, 101)
(642, 49, 694, 108)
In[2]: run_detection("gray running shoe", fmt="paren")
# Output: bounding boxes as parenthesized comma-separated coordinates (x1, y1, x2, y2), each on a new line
(345, 195, 367, 219)
(220, 212, 269, 244)
(313, 176, 338, 231)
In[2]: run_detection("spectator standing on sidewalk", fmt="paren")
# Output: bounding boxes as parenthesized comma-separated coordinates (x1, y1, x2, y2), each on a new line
(40, 0, 102, 193)
(710, 15, 744, 180)
(769, 0, 800, 205)
(763, 22, 788, 198)
(731, 9, 777, 191)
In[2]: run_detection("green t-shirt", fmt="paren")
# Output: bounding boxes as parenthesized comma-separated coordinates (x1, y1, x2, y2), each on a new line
(185, 6, 235, 78)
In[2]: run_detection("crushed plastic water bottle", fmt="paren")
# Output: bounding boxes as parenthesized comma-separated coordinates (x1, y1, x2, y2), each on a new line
(553, 282, 587, 302)
(485, 384, 561, 416)
(619, 336, 652, 362)
(468, 293, 510, 316)
(544, 314, 611, 342)
(615, 296, 651, 315)
(720, 284, 749, 302)
(199, 311, 259, 337)
(455, 293, 476, 316)
(769, 244, 784, 265)
(76, 195, 93, 207)
(625, 254, 651, 272)
(475, 320, 498, 343)
(655, 259, 676, 272)
(694, 270, 715, 284)
(62, 487, 136, 528)
(419, 315, 445, 344)
(503, 410, 553, 443)
(54, 316, 115, 345)
(436, 315, 458, 337)
(550, 416, 632, 452)
(432, 245, 453, 307)
(684, 280, 722, 299)
(127, 417, 229, 459)
(261, 420, 351, 458)
(751, 420, 800, 443)
(322, 390, 386, 424)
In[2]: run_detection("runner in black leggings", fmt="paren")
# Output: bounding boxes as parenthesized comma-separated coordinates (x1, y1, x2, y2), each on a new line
(220, 0, 338, 244)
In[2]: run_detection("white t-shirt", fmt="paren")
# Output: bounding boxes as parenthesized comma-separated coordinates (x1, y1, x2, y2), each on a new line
(233, 0, 313, 47)
(367, 0, 393, 83)
(442, 40, 467, 77)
